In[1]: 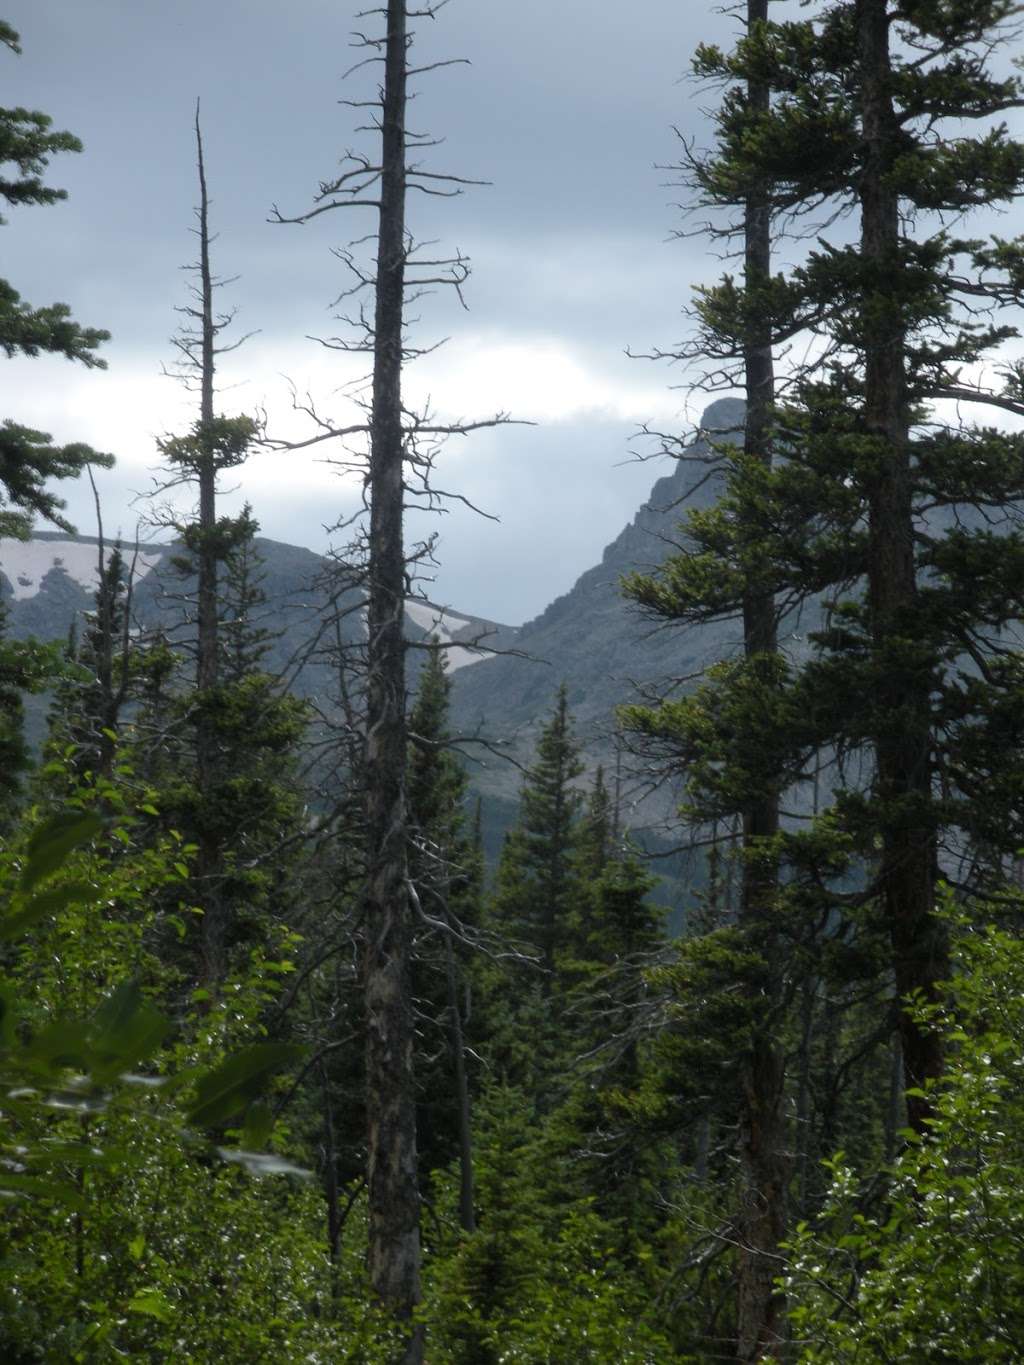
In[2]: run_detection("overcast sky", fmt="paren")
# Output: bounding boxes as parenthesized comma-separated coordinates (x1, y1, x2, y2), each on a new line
(3, 0, 738, 624)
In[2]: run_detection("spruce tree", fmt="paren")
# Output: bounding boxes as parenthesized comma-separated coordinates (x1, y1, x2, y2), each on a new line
(492, 684, 584, 985)
(407, 641, 480, 1230)
(486, 685, 586, 1108)
(0, 22, 111, 537)
(219, 505, 275, 685)
(626, 0, 1024, 1151)
(156, 112, 259, 987)
(0, 596, 29, 828)
(49, 544, 135, 786)
(146, 516, 308, 981)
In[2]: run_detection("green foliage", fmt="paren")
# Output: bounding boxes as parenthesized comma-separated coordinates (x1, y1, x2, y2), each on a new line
(0, 789, 388, 1363)
(490, 684, 584, 972)
(157, 414, 260, 476)
(0, 28, 111, 538)
(0, 595, 60, 829)
(129, 519, 310, 981)
(782, 903, 1024, 1362)
(0, 1118, 392, 1364)
(423, 1089, 677, 1363)
(625, 0, 1024, 880)
(480, 687, 591, 1105)
(9, 10, 1024, 1360)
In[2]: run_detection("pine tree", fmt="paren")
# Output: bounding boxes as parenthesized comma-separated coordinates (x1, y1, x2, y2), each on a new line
(0, 596, 29, 829)
(484, 686, 586, 1109)
(0, 22, 112, 538)
(156, 111, 259, 987)
(625, 0, 1024, 1152)
(574, 765, 613, 881)
(407, 641, 480, 1230)
(51, 544, 135, 785)
(147, 516, 308, 980)
(219, 505, 275, 685)
(492, 685, 584, 984)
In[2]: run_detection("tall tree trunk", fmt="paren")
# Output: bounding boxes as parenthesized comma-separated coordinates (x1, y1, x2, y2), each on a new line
(322, 1060, 343, 1261)
(194, 111, 225, 987)
(445, 929, 476, 1233)
(794, 978, 816, 1216)
(364, 2, 424, 1357)
(735, 4, 787, 1358)
(857, 0, 945, 1136)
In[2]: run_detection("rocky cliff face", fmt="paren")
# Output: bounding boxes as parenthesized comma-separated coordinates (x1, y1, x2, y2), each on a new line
(449, 397, 745, 837)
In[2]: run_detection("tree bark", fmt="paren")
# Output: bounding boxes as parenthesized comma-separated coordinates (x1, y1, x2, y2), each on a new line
(194, 111, 226, 988)
(857, 0, 945, 1136)
(735, 4, 787, 1358)
(364, 2, 424, 1357)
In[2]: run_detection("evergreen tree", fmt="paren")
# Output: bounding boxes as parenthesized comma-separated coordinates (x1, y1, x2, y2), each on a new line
(219, 505, 276, 685)
(0, 596, 30, 829)
(625, 0, 1024, 1148)
(668, 6, 792, 1351)
(484, 686, 586, 1108)
(492, 684, 584, 983)
(0, 22, 111, 538)
(46, 544, 136, 788)
(573, 765, 613, 881)
(156, 112, 260, 987)
(148, 517, 309, 981)
(407, 641, 481, 1229)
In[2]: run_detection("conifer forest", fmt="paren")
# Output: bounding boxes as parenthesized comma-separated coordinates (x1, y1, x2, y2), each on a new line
(7, 1, 1024, 1361)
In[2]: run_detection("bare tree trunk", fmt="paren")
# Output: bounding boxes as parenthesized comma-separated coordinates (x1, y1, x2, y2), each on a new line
(858, 0, 945, 1136)
(363, 2, 424, 1357)
(193, 110, 225, 988)
(735, 4, 787, 1358)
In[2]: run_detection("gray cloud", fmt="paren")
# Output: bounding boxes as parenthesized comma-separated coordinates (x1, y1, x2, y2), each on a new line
(3, 0, 737, 623)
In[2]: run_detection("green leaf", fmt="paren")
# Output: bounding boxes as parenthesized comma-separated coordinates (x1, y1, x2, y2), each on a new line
(240, 1099, 275, 1151)
(88, 981, 169, 1082)
(1, 879, 95, 940)
(23, 1016, 91, 1073)
(73, 1320, 113, 1362)
(0, 1171, 87, 1209)
(18, 811, 103, 895)
(126, 1287, 173, 1322)
(187, 1042, 302, 1129)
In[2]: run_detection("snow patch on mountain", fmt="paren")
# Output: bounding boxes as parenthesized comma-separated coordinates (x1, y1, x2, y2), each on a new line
(405, 599, 488, 672)
(0, 538, 164, 601)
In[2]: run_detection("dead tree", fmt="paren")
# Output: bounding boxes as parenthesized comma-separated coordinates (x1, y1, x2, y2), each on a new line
(271, 4, 511, 1355)
(155, 106, 258, 987)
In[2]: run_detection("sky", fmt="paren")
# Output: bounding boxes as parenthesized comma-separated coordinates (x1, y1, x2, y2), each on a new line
(2, 0, 739, 625)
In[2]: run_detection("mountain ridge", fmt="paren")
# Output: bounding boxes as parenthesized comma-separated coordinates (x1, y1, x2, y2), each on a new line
(1, 397, 743, 863)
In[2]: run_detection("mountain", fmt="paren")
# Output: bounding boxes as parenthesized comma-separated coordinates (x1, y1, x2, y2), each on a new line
(1, 398, 742, 883)
(0, 531, 508, 678)
(449, 396, 745, 840)
(0, 529, 510, 766)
